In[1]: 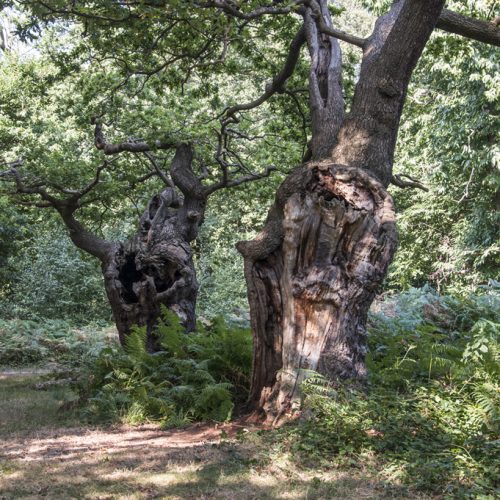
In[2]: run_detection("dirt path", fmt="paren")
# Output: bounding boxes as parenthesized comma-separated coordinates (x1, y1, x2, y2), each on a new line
(0, 372, 409, 499)
(2, 422, 250, 462)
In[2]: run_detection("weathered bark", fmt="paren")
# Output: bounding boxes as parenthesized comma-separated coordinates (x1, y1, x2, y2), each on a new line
(101, 187, 200, 349)
(56, 144, 206, 348)
(238, 163, 396, 416)
(304, 0, 344, 160)
(238, 0, 445, 419)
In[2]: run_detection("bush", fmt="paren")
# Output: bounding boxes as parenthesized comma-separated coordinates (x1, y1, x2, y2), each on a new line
(284, 288, 499, 496)
(79, 309, 252, 426)
(1, 228, 111, 323)
(0, 318, 115, 367)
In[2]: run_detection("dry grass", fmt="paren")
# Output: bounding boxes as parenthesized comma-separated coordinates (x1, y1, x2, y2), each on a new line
(0, 371, 416, 499)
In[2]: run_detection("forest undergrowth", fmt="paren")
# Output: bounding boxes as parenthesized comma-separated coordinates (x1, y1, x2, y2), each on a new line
(0, 287, 498, 497)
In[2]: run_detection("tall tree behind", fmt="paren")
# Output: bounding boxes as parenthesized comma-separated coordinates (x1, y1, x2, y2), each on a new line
(1, 0, 498, 414)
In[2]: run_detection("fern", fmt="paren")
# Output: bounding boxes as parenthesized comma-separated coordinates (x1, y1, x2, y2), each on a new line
(124, 326, 147, 362)
(78, 310, 251, 425)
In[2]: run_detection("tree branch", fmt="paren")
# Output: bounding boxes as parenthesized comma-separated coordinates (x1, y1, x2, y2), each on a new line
(92, 118, 175, 155)
(143, 151, 175, 188)
(1, 165, 114, 261)
(437, 8, 500, 46)
(70, 160, 112, 201)
(333, 0, 446, 187)
(198, 0, 304, 20)
(221, 25, 306, 124)
(391, 173, 428, 191)
(304, 0, 344, 159)
(305, 0, 366, 48)
(205, 165, 276, 195)
(169, 143, 204, 199)
(56, 205, 116, 261)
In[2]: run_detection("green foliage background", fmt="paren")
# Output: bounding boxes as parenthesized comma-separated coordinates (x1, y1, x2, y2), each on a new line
(0, 3, 498, 494)
(390, 9, 499, 292)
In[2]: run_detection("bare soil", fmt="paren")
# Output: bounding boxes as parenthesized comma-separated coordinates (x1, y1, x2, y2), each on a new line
(0, 371, 414, 499)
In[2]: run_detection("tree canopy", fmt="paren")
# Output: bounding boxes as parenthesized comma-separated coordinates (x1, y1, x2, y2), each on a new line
(0, 0, 498, 416)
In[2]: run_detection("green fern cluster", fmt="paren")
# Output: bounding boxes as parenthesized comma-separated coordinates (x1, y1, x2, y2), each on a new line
(367, 290, 499, 430)
(0, 318, 114, 367)
(294, 288, 499, 497)
(79, 308, 252, 426)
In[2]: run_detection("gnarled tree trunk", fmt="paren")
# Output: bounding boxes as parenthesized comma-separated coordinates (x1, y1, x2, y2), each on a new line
(102, 188, 200, 348)
(238, 0, 445, 419)
(57, 144, 206, 348)
(238, 162, 396, 416)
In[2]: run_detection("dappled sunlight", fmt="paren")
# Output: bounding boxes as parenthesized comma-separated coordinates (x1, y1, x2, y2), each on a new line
(0, 389, 402, 499)
(1, 424, 227, 463)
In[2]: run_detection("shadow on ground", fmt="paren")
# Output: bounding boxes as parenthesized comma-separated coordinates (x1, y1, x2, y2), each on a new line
(0, 372, 415, 499)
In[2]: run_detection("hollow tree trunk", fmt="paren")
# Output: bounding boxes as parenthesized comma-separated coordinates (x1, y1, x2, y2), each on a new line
(59, 145, 205, 349)
(101, 189, 199, 349)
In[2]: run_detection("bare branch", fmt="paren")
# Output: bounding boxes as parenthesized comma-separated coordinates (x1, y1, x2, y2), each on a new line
(56, 205, 116, 261)
(0, 159, 23, 169)
(0, 167, 61, 205)
(35, 0, 135, 23)
(203, 1, 500, 47)
(437, 8, 500, 46)
(1, 164, 114, 260)
(391, 173, 429, 192)
(73, 161, 111, 200)
(221, 25, 306, 124)
(15, 200, 53, 208)
(142, 151, 175, 188)
(198, 0, 304, 20)
(304, 0, 365, 48)
(92, 118, 176, 155)
(304, 0, 344, 160)
(206, 165, 276, 195)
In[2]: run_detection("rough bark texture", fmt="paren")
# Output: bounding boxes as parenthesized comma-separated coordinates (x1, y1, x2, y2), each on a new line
(304, 0, 344, 160)
(239, 163, 396, 416)
(55, 145, 206, 348)
(333, 0, 446, 186)
(101, 188, 200, 349)
(238, 0, 446, 419)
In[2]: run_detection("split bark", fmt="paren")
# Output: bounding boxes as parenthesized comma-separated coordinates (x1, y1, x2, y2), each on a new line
(238, 0, 446, 419)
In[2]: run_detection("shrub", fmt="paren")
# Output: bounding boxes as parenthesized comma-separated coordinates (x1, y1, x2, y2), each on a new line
(79, 309, 252, 426)
(288, 288, 499, 496)
(1, 228, 110, 323)
(0, 318, 115, 367)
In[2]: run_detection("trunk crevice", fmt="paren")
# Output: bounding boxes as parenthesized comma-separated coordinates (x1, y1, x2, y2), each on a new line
(238, 163, 397, 419)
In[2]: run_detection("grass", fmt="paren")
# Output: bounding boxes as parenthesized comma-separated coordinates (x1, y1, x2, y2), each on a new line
(0, 371, 80, 437)
(1, 287, 496, 497)
(0, 371, 419, 499)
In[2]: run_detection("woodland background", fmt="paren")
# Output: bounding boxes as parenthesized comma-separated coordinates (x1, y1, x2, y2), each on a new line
(0, 0, 498, 497)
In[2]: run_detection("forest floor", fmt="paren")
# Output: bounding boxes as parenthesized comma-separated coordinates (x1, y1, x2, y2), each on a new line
(0, 370, 419, 500)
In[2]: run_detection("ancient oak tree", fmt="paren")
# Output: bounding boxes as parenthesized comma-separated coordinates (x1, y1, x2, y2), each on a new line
(237, 0, 498, 418)
(1, 0, 498, 415)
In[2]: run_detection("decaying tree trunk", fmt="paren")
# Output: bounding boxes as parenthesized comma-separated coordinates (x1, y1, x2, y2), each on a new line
(6, 105, 275, 349)
(238, 162, 397, 416)
(57, 144, 206, 348)
(238, 0, 446, 419)
(102, 188, 200, 348)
